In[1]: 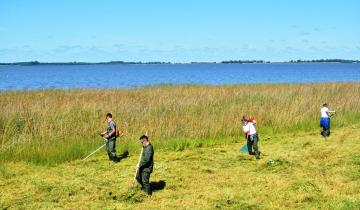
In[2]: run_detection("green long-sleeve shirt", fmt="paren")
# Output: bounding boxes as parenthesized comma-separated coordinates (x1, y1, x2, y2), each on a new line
(139, 144, 154, 173)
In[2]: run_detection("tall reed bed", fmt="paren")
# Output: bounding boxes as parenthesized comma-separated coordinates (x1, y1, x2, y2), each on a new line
(1, 83, 359, 164)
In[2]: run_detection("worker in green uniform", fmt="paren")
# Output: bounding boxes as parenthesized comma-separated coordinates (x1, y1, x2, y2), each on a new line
(100, 113, 119, 162)
(136, 135, 154, 196)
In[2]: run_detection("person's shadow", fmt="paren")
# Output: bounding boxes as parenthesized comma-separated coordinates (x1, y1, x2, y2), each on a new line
(150, 180, 166, 193)
(117, 150, 129, 161)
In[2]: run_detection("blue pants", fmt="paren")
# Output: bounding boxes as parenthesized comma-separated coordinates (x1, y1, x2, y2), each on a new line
(320, 117, 330, 137)
(320, 117, 330, 129)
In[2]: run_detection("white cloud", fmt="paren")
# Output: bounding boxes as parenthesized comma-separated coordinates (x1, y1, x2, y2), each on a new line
(1, 42, 360, 63)
(52, 45, 83, 53)
(301, 39, 309, 43)
(300, 32, 311, 36)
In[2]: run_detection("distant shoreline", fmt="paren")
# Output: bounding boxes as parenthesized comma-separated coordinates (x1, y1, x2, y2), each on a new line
(0, 59, 359, 66)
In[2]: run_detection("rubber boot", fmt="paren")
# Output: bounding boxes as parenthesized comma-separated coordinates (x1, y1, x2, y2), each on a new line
(112, 155, 120, 163)
(107, 153, 113, 161)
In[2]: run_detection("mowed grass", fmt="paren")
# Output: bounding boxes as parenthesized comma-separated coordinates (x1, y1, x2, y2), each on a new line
(1, 126, 360, 209)
(1, 83, 360, 164)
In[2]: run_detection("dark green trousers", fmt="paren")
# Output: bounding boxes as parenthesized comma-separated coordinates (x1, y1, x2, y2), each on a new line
(106, 138, 117, 160)
(136, 170, 151, 195)
(247, 134, 260, 159)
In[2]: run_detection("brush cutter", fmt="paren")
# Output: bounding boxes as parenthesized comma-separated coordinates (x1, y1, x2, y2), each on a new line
(83, 134, 108, 160)
(239, 131, 249, 153)
(330, 111, 336, 117)
(239, 143, 248, 153)
(131, 147, 144, 188)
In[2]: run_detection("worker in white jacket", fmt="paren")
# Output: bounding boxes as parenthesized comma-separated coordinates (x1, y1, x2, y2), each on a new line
(242, 116, 260, 160)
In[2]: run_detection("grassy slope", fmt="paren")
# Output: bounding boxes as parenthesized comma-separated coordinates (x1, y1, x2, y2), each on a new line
(1, 126, 360, 210)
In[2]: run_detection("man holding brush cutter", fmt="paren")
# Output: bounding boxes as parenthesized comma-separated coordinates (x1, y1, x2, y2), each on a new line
(100, 113, 122, 163)
(241, 115, 261, 160)
(320, 103, 336, 138)
(83, 113, 124, 161)
(134, 135, 154, 196)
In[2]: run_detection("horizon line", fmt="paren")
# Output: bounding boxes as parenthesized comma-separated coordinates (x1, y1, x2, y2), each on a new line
(1, 58, 359, 65)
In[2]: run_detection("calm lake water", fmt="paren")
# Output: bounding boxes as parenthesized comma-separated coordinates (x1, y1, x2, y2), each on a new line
(0, 63, 359, 91)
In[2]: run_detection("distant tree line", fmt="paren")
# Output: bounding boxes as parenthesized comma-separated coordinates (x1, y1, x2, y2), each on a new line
(220, 60, 270, 64)
(0, 59, 359, 65)
(0, 61, 172, 65)
(288, 59, 359, 63)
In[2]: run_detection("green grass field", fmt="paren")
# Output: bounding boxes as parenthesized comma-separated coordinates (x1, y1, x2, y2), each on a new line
(1, 83, 360, 209)
(1, 127, 359, 209)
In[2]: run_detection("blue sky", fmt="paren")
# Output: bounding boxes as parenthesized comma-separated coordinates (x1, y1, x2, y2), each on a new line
(0, 0, 359, 62)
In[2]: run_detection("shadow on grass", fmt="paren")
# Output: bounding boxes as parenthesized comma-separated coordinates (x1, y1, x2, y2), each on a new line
(118, 180, 166, 203)
(150, 180, 166, 192)
(117, 150, 129, 161)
